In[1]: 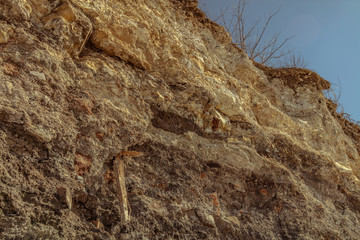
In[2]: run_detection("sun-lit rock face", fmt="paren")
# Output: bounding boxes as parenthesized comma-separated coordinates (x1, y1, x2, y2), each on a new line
(1, 0, 359, 239)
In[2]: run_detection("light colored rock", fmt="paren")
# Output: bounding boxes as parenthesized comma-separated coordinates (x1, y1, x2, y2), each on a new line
(5, 0, 32, 20)
(29, 71, 46, 81)
(0, 23, 14, 44)
(41, 1, 93, 57)
(27, 0, 62, 18)
(195, 209, 216, 228)
(57, 186, 72, 210)
(0, 107, 25, 124)
(213, 215, 237, 236)
(26, 124, 54, 143)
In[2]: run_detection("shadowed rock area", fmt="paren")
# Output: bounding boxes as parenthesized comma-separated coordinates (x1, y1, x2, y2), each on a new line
(0, 0, 360, 239)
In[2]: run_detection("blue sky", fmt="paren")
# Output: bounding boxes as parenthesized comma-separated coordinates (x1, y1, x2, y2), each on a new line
(199, 0, 360, 121)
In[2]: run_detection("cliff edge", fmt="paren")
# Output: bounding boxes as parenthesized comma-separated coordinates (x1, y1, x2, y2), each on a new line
(0, 0, 359, 239)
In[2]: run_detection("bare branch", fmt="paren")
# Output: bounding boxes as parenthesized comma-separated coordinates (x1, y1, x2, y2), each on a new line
(261, 35, 295, 64)
(324, 77, 343, 113)
(280, 49, 309, 68)
(214, 7, 227, 23)
(249, 8, 280, 58)
(213, 0, 306, 67)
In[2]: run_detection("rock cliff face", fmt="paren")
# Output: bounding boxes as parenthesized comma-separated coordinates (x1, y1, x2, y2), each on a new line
(1, 0, 360, 239)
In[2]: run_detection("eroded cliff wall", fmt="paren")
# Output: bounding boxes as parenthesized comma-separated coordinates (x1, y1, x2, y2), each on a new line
(1, 0, 360, 239)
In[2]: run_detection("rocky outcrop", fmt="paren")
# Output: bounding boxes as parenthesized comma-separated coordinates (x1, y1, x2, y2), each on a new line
(0, 0, 359, 239)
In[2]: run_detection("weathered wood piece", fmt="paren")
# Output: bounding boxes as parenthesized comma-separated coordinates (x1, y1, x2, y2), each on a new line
(114, 153, 130, 224)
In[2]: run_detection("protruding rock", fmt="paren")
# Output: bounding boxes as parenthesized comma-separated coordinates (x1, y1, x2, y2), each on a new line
(29, 71, 46, 81)
(195, 209, 216, 228)
(74, 153, 91, 176)
(57, 186, 72, 210)
(0, 23, 14, 44)
(214, 215, 239, 236)
(91, 219, 104, 229)
(42, 1, 93, 57)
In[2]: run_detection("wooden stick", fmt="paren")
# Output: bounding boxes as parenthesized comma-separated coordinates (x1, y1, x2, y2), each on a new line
(114, 153, 130, 224)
